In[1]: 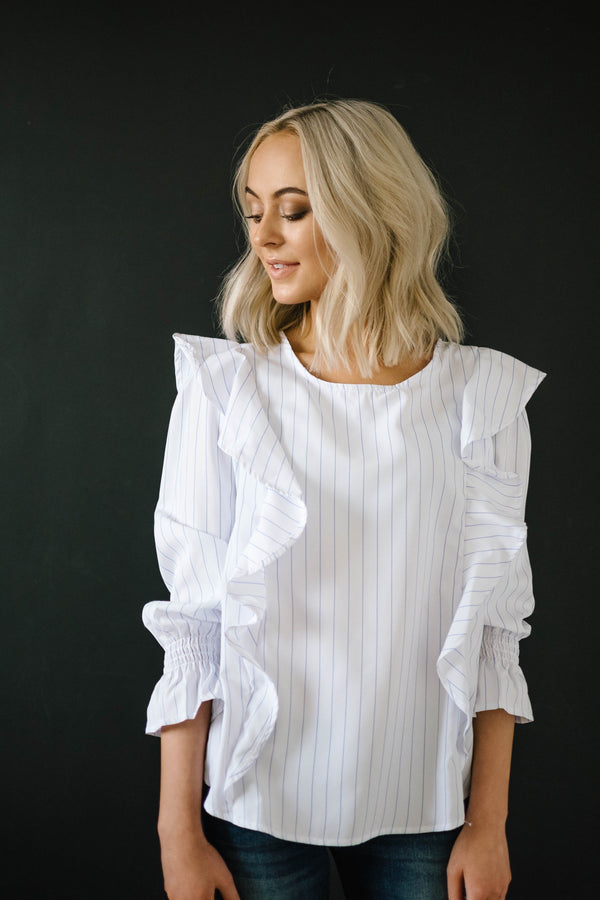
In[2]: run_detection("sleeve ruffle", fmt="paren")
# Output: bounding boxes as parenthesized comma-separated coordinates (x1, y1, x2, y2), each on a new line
(143, 517, 229, 736)
(474, 625, 533, 723)
(144, 334, 308, 806)
(144, 626, 223, 736)
(436, 346, 545, 745)
(142, 333, 240, 736)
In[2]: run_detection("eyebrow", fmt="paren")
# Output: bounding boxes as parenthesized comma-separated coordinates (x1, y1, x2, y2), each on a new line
(245, 186, 308, 199)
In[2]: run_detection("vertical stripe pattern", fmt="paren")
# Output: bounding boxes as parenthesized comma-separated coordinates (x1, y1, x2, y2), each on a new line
(143, 332, 545, 846)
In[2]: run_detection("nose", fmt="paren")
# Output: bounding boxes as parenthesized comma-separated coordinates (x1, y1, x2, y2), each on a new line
(251, 210, 283, 248)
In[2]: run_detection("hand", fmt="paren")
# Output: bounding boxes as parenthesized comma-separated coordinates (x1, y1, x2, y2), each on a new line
(160, 823, 240, 900)
(446, 821, 511, 900)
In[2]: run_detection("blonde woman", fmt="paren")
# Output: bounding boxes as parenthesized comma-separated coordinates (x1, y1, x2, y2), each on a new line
(143, 100, 545, 900)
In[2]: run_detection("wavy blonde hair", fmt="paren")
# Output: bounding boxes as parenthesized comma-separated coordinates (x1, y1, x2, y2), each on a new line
(218, 98, 463, 376)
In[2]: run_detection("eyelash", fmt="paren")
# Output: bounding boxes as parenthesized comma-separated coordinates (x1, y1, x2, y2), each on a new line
(244, 211, 309, 224)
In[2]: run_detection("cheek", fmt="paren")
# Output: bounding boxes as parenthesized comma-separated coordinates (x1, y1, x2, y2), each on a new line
(291, 221, 334, 282)
(312, 237, 335, 280)
(311, 223, 334, 268)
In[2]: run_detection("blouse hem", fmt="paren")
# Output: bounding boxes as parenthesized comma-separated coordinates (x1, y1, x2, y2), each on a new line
(203, 802, 467, 846)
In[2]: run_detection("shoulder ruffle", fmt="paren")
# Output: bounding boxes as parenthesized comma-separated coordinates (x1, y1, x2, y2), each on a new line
(173, 333, 305, 502)
(436, 344, 546, 745)
(173, 332, 239, 399)
(171, 334, 307, 797)
(458, 345, 546, 465)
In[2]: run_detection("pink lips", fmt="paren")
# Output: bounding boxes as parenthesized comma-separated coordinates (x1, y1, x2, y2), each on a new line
(266, 259, 299, 279)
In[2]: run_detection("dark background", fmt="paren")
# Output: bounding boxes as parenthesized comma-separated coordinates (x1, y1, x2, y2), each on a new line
(2, 4, 597, 897)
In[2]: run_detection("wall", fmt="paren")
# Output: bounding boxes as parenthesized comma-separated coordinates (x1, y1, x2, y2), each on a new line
(2, 5, 595, 896)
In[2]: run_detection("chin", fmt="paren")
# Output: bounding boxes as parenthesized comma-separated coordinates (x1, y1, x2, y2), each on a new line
(273, 294, 306, 307)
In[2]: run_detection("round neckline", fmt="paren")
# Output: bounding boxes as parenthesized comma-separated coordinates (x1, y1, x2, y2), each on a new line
(279, 330, 442, 391)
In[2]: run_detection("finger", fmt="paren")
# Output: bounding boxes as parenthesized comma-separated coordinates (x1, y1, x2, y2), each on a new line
(219, 886, 241, 900)
(446, 867, 465, 900)
(217, 874, 241, 900)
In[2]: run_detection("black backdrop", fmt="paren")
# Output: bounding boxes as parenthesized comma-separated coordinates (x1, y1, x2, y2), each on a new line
(2, 5, 597, 898)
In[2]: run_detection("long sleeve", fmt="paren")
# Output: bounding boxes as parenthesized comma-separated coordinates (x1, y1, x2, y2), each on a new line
(437, 344, 545, 736)
(474, 410, 536, 722)
(143, 356, 236, 736)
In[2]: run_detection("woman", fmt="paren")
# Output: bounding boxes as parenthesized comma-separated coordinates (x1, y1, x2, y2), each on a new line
(143, 99, 545, 900)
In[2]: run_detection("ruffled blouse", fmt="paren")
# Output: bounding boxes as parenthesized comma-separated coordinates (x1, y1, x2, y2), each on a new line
(143, 333, 545, 844)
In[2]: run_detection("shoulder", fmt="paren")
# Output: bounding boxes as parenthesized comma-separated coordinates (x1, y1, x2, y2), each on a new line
(438, 340, 544, 382)
(437, 341, 546, 450)
(171, 333, 262, 410)
(172, 333, 241, 390)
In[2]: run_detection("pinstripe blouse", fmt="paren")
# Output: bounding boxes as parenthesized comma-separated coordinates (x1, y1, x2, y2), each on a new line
(143, 331, 545, 845)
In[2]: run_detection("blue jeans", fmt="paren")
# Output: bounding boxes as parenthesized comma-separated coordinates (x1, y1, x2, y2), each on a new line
(202, 810, 461, 900)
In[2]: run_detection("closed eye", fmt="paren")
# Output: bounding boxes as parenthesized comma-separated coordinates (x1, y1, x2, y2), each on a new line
(244, 210, 310, 224)
(284, 210, 309, 221)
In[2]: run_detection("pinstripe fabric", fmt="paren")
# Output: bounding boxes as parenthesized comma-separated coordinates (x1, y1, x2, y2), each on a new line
(143, 332, 545, 845)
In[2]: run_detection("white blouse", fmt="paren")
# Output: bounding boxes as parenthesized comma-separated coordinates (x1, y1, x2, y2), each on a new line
(143, 331, 545, 845)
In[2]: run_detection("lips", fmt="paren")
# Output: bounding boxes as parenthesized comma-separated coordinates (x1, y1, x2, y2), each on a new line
(265, 259, 299, 279)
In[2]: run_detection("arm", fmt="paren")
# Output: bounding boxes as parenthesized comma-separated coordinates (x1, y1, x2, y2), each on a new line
(158, 702, 240, 900)
(447, 708, 515, 900)
(445, 366, 544, 898)
(144, 344, 239, 897)
(144, 343, 236, 737)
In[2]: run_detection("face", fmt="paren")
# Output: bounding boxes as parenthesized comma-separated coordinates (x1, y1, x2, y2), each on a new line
(244, 132, 334, 307)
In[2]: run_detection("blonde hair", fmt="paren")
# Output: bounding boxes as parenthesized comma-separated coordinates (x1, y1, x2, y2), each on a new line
(218, 98, 463, 376)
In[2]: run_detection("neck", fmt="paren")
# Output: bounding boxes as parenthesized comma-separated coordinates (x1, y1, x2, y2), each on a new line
(283, 318, 434, 387)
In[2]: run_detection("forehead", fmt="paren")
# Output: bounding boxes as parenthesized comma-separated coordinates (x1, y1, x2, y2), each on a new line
(247, 133, 307, 193)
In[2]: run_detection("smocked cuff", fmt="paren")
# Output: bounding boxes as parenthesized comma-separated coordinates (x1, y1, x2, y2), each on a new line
(164, 632, 219, 672)
(474, 626, 533, 724)
(145, 629, 221, 736)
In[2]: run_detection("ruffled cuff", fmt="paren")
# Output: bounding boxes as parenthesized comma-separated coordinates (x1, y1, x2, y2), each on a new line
(474, 626, 533, 724)
(145, 627, 222, 736)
